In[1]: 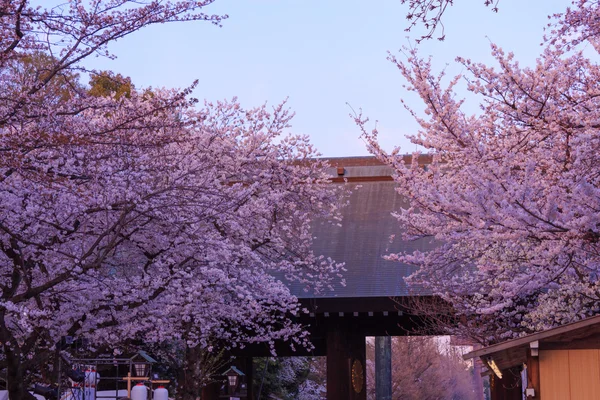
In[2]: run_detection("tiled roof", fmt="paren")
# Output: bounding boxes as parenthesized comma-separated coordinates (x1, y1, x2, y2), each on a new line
(289, 156, 434, 298)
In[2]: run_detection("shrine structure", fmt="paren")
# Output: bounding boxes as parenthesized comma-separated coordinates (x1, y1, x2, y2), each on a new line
(204, 156, 437, 400)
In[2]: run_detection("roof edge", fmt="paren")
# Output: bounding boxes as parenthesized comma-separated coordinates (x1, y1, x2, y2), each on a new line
(463, 314, 600, 361)
(319, 154, 432, 167)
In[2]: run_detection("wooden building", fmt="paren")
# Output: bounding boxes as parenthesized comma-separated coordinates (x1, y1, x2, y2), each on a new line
(463, 314, 600, 400)
(204, 156, 437, 400)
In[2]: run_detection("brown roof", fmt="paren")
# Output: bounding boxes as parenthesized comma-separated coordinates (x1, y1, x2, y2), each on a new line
(463, 315, 600, 370)
(320, 155, 433, 167)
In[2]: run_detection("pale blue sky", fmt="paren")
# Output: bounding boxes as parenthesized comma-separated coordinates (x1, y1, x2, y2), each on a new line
(87, 1, 572, 156)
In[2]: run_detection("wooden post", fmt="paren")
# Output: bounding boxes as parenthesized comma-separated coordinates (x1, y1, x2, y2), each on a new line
(526, 349, 540, 399)
(490, 373, 499, 400)
(375, 336, 392, 400)
(244, 357, 253, 400)
(326, 325, 366, 400)
(123, 372, 132, 398)
(122, 373, 149, 398)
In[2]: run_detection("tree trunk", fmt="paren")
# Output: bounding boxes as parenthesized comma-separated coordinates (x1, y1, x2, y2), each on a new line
(6, 349, 37, 400)
(176, 347, 205, 400)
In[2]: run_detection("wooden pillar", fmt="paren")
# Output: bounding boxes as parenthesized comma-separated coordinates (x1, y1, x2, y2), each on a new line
(490, 373, 497, 400)
(326, 326, 366, 400)
(490, 366, 522, 400)
(375, 336, 392, 400)
(238, 357, 253, 400)
(526, 349, 540, 399)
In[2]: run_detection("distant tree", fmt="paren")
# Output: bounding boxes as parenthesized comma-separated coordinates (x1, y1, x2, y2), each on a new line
(366, 337, 477, 400)
(88, 71, 134, 100)
(254, 357, 309, 399)
(254, 357, 325, 400)
(0, 52, 82, 105)
(359, 0, 600, 343)
(298, 357, 326, 400)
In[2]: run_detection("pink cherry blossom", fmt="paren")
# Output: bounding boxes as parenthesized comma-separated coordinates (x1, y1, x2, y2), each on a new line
(360, 1, 600, 344)
(0, 2, 344, 399)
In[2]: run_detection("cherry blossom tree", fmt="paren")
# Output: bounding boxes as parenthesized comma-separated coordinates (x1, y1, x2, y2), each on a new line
(0, 2, 344, 399)
(365, 337, 477, 400)
(359, 0, 600, 344)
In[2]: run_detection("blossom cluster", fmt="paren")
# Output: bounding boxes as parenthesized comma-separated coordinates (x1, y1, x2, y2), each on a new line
(360, 0, 600, 343)
(0, 2, 344, 396)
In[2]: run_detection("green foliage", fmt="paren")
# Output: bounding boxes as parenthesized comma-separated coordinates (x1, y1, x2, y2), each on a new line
(88, 71, 134, 99)
(253, 357, 313, 399)
(1, 52, 81, 103)
(2, 55, 137, 105)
